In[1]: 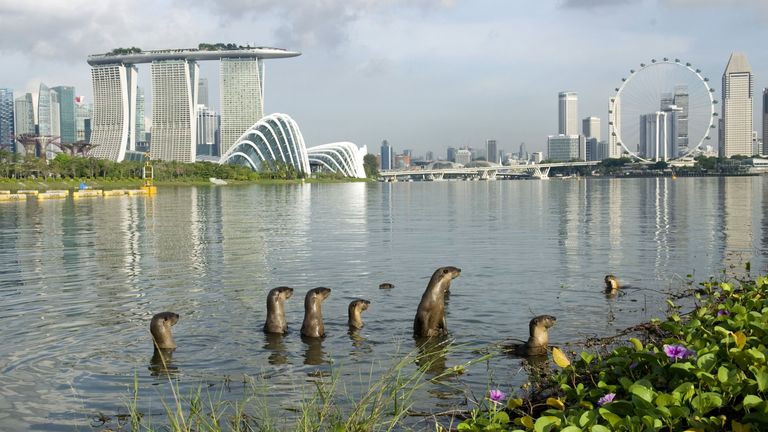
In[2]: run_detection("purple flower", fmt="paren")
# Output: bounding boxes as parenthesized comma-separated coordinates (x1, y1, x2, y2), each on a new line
(629, 361, 639, 370)
(717, 309, 730, 317)
(489, 389, 506, 403)
(597, 393, 616, 406)
(663, 344, 696, 361)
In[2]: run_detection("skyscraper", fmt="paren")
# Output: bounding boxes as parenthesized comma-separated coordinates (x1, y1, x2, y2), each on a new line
(763, 88, 768, 155)
(720, 52, 753, 158)
(151, 59, 199, 162)
(14, 93, 34, 138)
(89, 64, 138, 161)
(486, 139, 498, 163)
(75, 98, 92, 142)
(135, 86, 146, 144)
(38, 83, 52, 136)
(198, 77, 209, 107)
(196, 104, 219, 157)
(219, 58, 263, 156)
(0, 89, 13, 150)
(639, 105, 682, 161)
(558, 91, 578, 135)
(447, 146, 457, 162)
(380, 139, 393, 170)
(582, 116, 600, 141)
(547, 135, 584, 162)
(673, 86, 689, 155)
(52, 86, 75, 144)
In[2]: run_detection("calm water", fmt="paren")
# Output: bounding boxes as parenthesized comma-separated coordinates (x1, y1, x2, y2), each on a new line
(1, 177, 767, 430)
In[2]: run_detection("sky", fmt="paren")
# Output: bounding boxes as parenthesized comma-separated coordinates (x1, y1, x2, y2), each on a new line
(1, 0, 767, 159)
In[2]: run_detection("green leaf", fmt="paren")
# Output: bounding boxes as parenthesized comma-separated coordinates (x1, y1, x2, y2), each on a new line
(579, 410, 597, 427)
(629, 382, 655, 403)
(629, 338, 643, 351)
(718, 366, 729, 383)
(654, 393, 679, 407)
(590, 426, 611, 432)
(673, 382, 695, 402)
(756, 369, 768, 392)
(697, 353, 717, 371)
(533, 415, 562, 432)
(691, 392, 723, 414)
(561, 427, 582, 432)
(492, 411, 510, 424)
(743, 394, 763, 409)
(598, 408, 621, 427)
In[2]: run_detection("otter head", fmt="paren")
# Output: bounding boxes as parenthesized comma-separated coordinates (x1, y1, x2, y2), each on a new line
(348, 299, 371, 329)
(429, 266, 461, 293)
(528, 314, 556, 348)
(379, 282, 395, 289)
(272, 286, 294, 301)
(305, 287, 332, 306)
(150, 311, 180, 350)
(604, 275, 620, 292)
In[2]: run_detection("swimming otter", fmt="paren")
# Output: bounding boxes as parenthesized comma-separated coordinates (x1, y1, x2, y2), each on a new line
(379, 282, 394, 289)
(604, 274, 620, 296)
(413, 266, 461, 338)
(150, 311, 179, 350)
(348, 299, 371, 329)
(264, 286, 294, 334)
(507, 315, 557, 356)
(301, 287, 332, 338)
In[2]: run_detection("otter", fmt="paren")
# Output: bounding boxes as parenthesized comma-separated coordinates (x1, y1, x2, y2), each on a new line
(150, 311, 179, 350)
(264, 286, 294, 334)
(379, 282, 395, 289)
(604, 274, 620, 296)
(348, 299, 371, 329)
(413, 266, 461, 338)
(301, 287, 332, 338)
(507, 315, 557, 356)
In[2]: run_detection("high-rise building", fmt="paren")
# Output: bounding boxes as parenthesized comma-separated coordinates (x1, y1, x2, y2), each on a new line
(582, 116, 600, 142)
(380, 139, 393, 170)
(135, 87, 146, 144)
(673, 86, 689, 155)
(0, 89, 13, 150)
(14, 93, 34, 140)
(447, 146, 457, 162)
(547, 135, 585, 162)
(486, 139, 498, 163)
(198, 77, 209, 107)
(639, 105, 682, 161)
(425, 150, 434, 161)
(151, 60, 199, 162)
(220, 58, 263, 156)
(52, 86, 75, 144)
(518, 142, 526, 160)
(50, 90, 60, 139)
(196, 105, 219, 157)
(38, 83, 52, 136)
(558, 91, 578, 135)
(75, 97, 92, 142)
(608, 96, 622, 158)
(90, 64, 138, 161)
(763, 88, 768, 155)
(455, 149, 471, 165)
(720, 52, 753, 158)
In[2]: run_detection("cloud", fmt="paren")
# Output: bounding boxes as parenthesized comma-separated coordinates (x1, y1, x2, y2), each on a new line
(559, 0, 641, 8)
(175, 0, 455, 50)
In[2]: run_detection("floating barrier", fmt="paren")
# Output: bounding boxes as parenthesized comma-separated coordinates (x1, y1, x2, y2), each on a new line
(0, 193, 27, 201)
(38, 191, 69, 199)
(102, 189, 128, 196)
(73, 190, 102, 199)
(16, 190, 39, 196)
(126, 189, 148, 196)
(140, 186, 157, 195)
(0, 190, 10, 195)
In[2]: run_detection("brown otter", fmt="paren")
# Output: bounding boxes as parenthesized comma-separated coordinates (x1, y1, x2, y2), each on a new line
(604, 274, 620, 296)
(150, 311, 179, 350)
(263, 286, 294, 334)
(507, 315, 557, 356)
(301, 287, 332, 338)
(413, 266, 461, 338)
(348, 299, 371, 329)
(379, 282, 395, 289)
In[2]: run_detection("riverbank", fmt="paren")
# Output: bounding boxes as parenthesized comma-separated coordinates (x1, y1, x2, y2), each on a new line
(0, 177, 370, 191)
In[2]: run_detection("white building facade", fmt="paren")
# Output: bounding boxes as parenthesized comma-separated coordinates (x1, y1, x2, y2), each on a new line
(151, 60, 199, 162)
(721, 52, 753, 158)
(558, 91, 578, 135)
(219, 58, 263, 157)
(89, 64, 138, 161)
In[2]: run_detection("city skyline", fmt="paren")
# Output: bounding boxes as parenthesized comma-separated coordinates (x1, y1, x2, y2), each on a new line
(2, 1, 768, 157)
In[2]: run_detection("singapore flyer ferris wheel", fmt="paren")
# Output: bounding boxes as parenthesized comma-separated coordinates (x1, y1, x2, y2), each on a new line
(609, 58, 717, 162)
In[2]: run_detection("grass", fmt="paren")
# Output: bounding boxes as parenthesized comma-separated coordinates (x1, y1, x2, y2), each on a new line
(0, 177, 371, 191)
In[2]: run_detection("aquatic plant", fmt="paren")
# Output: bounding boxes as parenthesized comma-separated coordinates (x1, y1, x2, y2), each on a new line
(458, 274, 768, 431)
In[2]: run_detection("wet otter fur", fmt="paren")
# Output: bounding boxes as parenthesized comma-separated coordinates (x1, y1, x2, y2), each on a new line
(506, 315, 557, 356)
(301, 287, 332, 338)
(348, 299, 371, 329)
(150, 311, 179, 350)
(413, 266, 461, 338)
(604, 274, 620, 296)
(264, 286, 294, 334)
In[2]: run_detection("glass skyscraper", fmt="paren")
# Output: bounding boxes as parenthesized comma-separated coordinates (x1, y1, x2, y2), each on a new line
(52, 86, 76, 144)
(0, 88, 13, 150)
(380, 139, 393, 170)
(151, 59, 199, 162)
(219, 58, 263, 156)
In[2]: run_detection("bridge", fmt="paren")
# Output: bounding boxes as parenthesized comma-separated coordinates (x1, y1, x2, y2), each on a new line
(378, 161, 600, 181)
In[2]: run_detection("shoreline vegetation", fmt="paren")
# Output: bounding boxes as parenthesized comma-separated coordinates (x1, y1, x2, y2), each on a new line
(92, 271, 768, 431)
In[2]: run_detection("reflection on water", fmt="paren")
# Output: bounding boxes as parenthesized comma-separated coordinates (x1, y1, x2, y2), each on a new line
(2, 178, 768, 429)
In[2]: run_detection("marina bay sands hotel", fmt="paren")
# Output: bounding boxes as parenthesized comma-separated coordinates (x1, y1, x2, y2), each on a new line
(87, 46, 300, 162)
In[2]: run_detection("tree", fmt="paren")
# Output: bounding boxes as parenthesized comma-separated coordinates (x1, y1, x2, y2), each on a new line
(363, 154, 379, 178)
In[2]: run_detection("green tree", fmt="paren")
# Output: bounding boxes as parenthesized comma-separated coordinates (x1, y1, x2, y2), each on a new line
(363, 154, 379, 178)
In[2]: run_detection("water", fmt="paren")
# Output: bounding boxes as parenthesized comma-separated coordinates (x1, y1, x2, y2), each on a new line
(1, 177, 767, 430)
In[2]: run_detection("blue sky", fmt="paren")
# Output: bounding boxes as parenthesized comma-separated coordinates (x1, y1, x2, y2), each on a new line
(1, 0, 766, 158)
